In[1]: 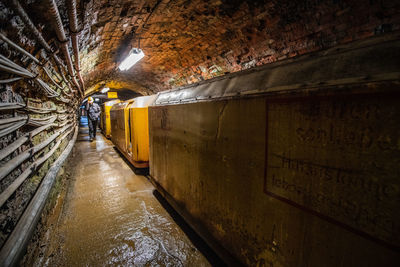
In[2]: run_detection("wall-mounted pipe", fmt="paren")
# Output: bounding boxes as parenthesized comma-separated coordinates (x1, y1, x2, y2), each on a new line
(25, 105, 56, 114)
(0, 54, 60, 97)
(0, 32, 72, 95)
(0, 32, 40, 64)
(0, 102, 25, 111)
(28, 115, 58, 127)
(67, 0, 85, 91)
(0, 77, 23, 84)
(0, 123, 70, 181)
(46, 0, 81, 93)
(0, 125, 75, 208)
(9, 0, 77, 94)
(0, 115, 28, 125)
(0, 123, 56, 162)
(0, 121, 26, 138)
(0, 125, 78, 267)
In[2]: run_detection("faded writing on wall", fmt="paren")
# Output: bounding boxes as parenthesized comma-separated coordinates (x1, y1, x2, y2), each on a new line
(264, 94, 400, 249)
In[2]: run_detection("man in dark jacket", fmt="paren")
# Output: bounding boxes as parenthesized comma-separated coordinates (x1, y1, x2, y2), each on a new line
(86, 97, 101, 141)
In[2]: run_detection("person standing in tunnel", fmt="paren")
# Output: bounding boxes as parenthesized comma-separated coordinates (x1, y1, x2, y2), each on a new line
(86, 96, 101, 142)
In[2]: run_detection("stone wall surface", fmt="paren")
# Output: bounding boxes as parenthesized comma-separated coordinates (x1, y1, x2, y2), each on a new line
(1, 0, 399, 94)
(79, 0, 400, 92)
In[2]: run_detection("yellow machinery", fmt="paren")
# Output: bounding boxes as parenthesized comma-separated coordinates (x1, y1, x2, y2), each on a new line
(110, 101, 132, 155)
(101, 99, 120, 138)
(128, 95, 157, 167)
(110, 95, 156, 168)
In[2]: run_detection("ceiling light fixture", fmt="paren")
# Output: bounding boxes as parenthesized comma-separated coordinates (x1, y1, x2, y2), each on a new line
(101, 87, 110, 93)
(118, 48, 145, 71)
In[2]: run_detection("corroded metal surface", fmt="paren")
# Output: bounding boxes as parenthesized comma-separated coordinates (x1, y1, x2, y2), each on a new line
(31, 123, 210, 266)
(153, 33, 400, 106)
(149, 85, 400, 266)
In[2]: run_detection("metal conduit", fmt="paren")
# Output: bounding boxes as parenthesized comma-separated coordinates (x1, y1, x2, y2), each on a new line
(0, 32, 71, 95)
(0, 125, 75, 208)
(28, 115, 58, 122)
(0, 125, 78, 267)
(58, 96, 71, 104)
(42, 66, 64, 91)
(0, 32, 40, 64)
(0, 102, 25, 111)
(9, 0, 74, 93)
(0, 123, 14, 130)
(0, 123, 72, 181)
(0, 62, 33, 78)
(67, 0, 85, 91)
(28, 115, 57, 127)
(25, 106, 57, 114)
(57, 119, 72, 128)
(46, 0, 81, 93)
(0, 121, 26, 138)
(0, 77, 23, 84)
(0, 115, 28, 125)
(58, 66, 74, 94)
(0, 123, 56, 162)
(0, 54, 60, 97)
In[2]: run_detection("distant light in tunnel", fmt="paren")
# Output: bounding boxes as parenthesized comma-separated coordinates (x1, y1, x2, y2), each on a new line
(95, 98, 100, 102)
(101, 87, 110, 93)
(118, 48, 145, 71)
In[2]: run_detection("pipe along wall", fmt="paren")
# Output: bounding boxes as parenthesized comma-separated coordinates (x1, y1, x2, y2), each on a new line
(148, 33, 400, 266)
(0, 0, 82, 264)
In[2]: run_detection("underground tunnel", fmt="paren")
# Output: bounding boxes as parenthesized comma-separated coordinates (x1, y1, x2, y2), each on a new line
(0, 0, 399, 266)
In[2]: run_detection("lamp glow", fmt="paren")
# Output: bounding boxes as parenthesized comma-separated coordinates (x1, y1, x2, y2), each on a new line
(118, 48, 145, 71)
(101, 87, 110, 93)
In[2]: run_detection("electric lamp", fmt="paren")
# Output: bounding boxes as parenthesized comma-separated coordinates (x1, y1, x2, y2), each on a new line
(118, 48, 144, 71)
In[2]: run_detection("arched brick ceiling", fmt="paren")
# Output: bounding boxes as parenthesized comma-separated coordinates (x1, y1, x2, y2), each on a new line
(2, 0, 400, 95)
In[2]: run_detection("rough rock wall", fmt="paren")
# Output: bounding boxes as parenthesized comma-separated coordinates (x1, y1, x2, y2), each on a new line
(0, 0, 80, 248)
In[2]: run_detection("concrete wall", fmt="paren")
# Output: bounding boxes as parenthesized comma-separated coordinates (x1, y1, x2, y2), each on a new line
(149, 86, 399, 266)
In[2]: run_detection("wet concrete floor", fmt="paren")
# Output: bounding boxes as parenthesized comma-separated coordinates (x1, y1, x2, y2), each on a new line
(29, 119, 211, 266)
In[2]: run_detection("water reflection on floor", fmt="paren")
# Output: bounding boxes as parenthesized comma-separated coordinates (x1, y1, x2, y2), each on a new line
(34, 121, 211, 266)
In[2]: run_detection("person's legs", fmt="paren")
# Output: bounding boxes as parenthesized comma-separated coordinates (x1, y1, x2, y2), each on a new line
(93, 119, 98, 137)
(88, 118, 94, 140)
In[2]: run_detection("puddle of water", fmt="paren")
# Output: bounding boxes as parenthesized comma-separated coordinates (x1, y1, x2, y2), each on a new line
(31, 131, 211, 267)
